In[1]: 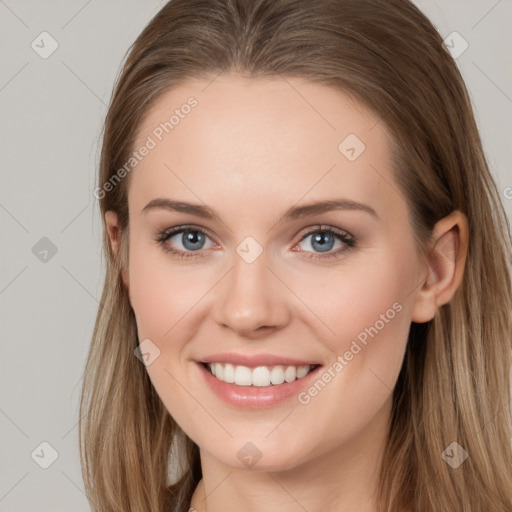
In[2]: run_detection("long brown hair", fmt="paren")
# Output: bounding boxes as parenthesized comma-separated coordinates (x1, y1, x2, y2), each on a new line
(79, 0, 512, 510)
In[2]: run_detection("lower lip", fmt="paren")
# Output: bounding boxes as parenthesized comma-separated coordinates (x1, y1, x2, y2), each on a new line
(196, 362, 323, 409)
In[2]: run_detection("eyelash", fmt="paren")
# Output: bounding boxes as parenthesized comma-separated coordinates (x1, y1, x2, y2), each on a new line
(155, 224, 356, 261)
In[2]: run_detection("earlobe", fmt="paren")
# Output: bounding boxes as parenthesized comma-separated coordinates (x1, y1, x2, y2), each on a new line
(121, 267, 130, 291)
(411, 210, 469, 323)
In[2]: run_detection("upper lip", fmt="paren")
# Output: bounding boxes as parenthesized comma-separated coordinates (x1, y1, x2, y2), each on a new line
(198, 352, 322, 368)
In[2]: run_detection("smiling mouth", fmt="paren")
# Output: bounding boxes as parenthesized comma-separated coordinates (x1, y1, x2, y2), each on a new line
(201, 362, 320, 387)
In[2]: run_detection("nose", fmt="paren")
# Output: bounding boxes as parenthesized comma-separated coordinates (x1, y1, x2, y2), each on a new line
(211, 244, 291, 339)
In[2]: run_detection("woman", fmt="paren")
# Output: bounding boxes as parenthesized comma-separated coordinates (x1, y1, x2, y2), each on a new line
(80, 0, 512, 510)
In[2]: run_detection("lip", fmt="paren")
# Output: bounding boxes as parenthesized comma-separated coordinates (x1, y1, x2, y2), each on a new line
(196, 361, 323, 409)
(197, 352, 322, 368)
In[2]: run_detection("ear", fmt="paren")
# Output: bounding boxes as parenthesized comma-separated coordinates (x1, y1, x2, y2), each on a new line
(105, 210, 130, 291)
(411, 209, 469, 323)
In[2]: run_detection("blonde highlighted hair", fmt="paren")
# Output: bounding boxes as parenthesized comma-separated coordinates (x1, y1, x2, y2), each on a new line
(79, 0, 512, 510)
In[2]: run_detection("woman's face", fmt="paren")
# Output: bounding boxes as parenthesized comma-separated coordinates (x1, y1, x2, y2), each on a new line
(118, 74, 430, 471)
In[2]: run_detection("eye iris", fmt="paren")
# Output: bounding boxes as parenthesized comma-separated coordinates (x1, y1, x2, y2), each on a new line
(182, 230, 204, 250)
(312, 231, 334, 252)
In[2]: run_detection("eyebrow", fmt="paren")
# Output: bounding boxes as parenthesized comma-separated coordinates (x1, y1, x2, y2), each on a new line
(140, 197, 379, 222)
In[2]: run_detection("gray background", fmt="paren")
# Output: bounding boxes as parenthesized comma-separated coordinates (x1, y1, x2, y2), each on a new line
(0, 1, 511, 510)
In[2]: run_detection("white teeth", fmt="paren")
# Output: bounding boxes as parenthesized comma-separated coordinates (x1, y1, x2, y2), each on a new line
(206, 363, 314, 387)
(296, 365, 309, 378)
(270, 365, 285, 385)
(234, 365, 252, 386)
(214, 362, 224, 380)
(252, 366, 270, 387)
(223, 363, 235, 383)
(284, 366, 297, 382)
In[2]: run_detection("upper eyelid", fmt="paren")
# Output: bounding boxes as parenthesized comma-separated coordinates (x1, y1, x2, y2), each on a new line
(296, 224, 353, 240)
(162, 224, 219, 243)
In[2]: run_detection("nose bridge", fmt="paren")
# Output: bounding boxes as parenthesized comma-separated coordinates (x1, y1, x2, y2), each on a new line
(213, 236, 288, 334)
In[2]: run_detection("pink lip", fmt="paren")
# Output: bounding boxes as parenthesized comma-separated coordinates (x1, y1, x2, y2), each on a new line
(197, 352, 321, 368)
(196, 361, 323, 409)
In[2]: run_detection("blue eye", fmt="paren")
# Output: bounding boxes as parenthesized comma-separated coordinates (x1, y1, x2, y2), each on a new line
(156, 224, 356, 260)
(295, 226, 355, 259)
(157, 226, 216, 259)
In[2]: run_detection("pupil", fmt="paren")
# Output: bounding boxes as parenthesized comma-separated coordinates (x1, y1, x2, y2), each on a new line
(313, 232, 333, 253)
(183, 231, 203, 250)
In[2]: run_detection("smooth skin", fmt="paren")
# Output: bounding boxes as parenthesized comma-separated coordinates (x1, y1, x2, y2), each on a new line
(105, 73, 468, 512)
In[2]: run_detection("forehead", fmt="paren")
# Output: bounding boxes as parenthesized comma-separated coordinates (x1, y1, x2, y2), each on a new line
(134, 73, 387, 154)
(129, 74, 403, 222)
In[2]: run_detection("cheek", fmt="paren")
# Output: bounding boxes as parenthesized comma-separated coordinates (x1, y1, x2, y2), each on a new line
(291, 253, 413, 394)
(128, 241, 210, 340)
(282, 259, 413, 455)
(127, 243, 209, 435)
